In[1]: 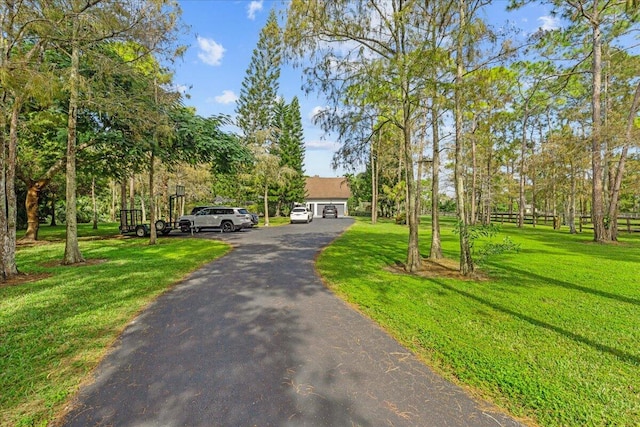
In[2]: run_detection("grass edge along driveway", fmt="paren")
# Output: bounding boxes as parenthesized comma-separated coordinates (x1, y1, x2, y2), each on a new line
(316, 218, 639, 427)
(1, 234, 229, 427)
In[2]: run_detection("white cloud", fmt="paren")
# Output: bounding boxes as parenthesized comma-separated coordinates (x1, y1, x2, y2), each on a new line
(306, 140, 339, 151)
(309, 106, 328, 123)
(214, 90, 238, 104)
(172, 84, 188, 94)
(538, 15, 560, 31)
(247, 1, 263, 20)
(197, 36, 225, 66)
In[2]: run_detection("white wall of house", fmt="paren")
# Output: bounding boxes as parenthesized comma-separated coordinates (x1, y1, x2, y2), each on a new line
(306, 199, 348, 217)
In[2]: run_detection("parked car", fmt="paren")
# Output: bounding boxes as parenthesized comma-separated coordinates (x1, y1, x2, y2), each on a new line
(249, 213, 259, 227)
(178, 206, 209, 232)
(290, 207, 313, 224)
(322, 205, 338, 218)
(179, 206, 252, 232)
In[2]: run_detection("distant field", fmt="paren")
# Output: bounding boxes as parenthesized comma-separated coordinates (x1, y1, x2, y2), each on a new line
(317, 217, 640, 427)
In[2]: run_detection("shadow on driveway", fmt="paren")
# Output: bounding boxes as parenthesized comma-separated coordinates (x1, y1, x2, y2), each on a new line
(60, 219, 524, 426)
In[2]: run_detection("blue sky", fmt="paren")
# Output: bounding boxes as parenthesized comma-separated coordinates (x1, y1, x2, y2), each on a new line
(172, 0, 557, 178)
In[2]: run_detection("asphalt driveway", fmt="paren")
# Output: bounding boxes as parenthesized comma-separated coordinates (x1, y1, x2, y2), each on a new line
(61, 218, 524, 426)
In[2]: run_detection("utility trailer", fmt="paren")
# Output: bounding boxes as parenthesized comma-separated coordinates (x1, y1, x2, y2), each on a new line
(119, 209, 151, 237)
(119, 185, 186, 237)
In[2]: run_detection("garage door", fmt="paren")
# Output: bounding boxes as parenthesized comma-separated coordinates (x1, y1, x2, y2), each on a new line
(318, 203, 346, 217)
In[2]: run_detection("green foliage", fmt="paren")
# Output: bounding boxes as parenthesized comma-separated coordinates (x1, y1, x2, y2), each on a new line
(345, 172, 372, 207)
(1, 232, 229, 426)
(317, 218, 640, 427)
(453, 221, 500, 242)
(476, 236, 521, 264)
(272, 97, 306, 210)
(438, 196, 456, 213)
(235, 9, 282, 144)
(380, 180, 406, 217)
(172, 110, 250, 172)
(452, 222, 520, 266)
(53, 196, 95, 224)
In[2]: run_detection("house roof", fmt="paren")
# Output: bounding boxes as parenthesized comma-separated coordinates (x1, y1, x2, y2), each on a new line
(305, 176, 351, 200)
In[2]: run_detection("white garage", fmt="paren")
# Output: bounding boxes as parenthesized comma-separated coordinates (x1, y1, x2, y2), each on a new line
(304, 176, 351, 218)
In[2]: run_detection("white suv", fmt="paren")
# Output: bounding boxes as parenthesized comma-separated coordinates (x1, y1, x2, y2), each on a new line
(179, 206, 252, 233)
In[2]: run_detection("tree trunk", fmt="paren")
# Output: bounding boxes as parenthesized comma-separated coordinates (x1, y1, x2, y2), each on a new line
(23, 179, 50, 241)
(141, 197, 147, 222)
(63, 27, 85, 265)
(569, 162, 577, 234)
(518, 110, 529, 228)
(1, 97, 21, 279)
(141, 186, 147, 223)
(162, 175, 169, 221)
(430, 101, 442, 259)
(607, 81, 640, 240)
(417, 154, 424, 221)
(149, 152, 157, 245)
(371, 132, 379, 224)
(50, 191, 57, 226)
(19, 154, 66, 241)
(92, 176, 98, 230)
(590, 7, 608, 242)
(109, 180, 116, 222)
(263, 182, 270, 226)
(455, 0, 473, 275)
(484, 149, 492, 225)
(404, 117, 420, 273)
(470, 130, 477, 225)
(397, 157, 404, 217)
(531, 163, 537, 227)
(129, 174, 135, 210)
(120, 180, 127, 211)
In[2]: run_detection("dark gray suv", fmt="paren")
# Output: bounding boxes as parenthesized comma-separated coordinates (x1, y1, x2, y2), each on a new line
(322, 205, 338, 218)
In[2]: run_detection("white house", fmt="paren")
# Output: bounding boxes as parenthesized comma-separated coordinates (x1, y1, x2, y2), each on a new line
(304, 176, 351, 217)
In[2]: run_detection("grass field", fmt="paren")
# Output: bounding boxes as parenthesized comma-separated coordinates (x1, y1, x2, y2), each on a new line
(1, 224, 229, 427)
(316, 217, 640, 427)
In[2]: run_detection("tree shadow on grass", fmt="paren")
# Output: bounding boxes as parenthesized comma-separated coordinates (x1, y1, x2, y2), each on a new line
(430, 278, 640, 366)
(487, 263, 640, 307)
(498, 224, 640, 263)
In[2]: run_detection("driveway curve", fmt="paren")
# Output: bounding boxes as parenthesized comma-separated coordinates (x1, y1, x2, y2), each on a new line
(61, 218, 524, 427)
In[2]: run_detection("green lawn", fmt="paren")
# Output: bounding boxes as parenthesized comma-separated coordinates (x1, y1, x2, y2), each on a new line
(1, 225, 229, 427)
(16, 222, 124, 241)
(317, 217, 640, 427)
(263, 215, 294, 226)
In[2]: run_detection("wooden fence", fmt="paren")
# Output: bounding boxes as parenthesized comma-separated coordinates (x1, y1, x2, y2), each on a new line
(577, 215, 640, 233)
(490, 212, 559, 227)
(490, 212, 640, 233)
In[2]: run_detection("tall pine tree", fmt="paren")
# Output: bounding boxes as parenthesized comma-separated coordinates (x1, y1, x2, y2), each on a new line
(235, 9, 282, 147)
(235, 9, 285, 224)
(275, 97, 306, 212)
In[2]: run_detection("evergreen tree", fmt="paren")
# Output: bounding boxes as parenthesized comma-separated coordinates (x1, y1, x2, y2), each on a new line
(235, 9, 282, 147)
(235, 9, 285, 224)
(276, 97, 306, 211)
